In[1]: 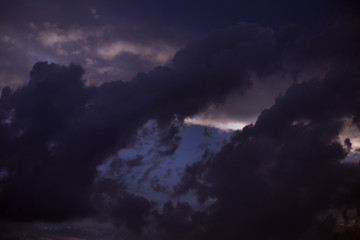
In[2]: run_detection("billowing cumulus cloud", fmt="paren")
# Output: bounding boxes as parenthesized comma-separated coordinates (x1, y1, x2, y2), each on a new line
(1, 2, 360, 240)
(0, 21, 283, 238)
(167, 18, 360, 240)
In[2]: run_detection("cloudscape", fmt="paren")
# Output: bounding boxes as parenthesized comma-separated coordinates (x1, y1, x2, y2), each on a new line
(1, 0, 360, 239)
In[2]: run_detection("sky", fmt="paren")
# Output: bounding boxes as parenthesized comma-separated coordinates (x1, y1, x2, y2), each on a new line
(1, 0, 360, 239)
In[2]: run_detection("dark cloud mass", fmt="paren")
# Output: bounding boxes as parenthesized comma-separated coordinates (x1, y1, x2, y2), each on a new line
(1, 1, 360, 239)
(0, 21, 277, 237)
(170, 19, 360, 240)
(174, 71, 360, 239)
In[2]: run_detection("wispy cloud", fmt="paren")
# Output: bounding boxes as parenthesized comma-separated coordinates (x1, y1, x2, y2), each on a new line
(97, 40, 176, 64)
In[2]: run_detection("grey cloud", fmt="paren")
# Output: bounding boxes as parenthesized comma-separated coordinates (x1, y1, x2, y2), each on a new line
(169, 18, 360, 240)
(0, 22, 280, 237)
(0, 20, 182, 87)
(1, 10, 360, 240)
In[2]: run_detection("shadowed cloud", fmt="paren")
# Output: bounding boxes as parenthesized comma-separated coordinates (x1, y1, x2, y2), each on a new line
(1, 10, 360, 240)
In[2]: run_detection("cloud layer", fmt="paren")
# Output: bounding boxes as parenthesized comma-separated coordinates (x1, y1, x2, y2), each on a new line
(1, 14, 360, 240)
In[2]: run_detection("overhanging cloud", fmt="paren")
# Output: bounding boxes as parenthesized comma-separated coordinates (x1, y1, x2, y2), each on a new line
(1, 13, 360, 240)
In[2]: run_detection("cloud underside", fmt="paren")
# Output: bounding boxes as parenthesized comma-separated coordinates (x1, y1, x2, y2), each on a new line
(0, 23, 179, 89)
(1, 17, 360, 240)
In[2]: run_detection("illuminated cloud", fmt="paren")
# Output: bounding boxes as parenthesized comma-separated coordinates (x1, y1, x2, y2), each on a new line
(185, 116, 248, 131)
(343, 123, 360, 146)
(0, 22, 181, 85)
(97, 40, 176, 64)
(37, 29, 85, 47)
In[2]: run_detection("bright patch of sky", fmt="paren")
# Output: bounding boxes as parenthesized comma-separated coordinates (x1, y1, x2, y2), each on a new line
(185, 116, 248, 131)
(96, 121, 233, 205)
(340, 118, 360, 163)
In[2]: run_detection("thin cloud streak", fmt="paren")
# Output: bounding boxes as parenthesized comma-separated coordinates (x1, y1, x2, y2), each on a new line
(185, 117, 248, 131)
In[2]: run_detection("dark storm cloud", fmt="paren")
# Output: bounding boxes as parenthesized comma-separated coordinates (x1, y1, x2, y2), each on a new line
(168, 22, 360, 240)
(0, 63, 96, 222)
(1, 0, 358, 88)
(0, 21, 281, 238)
(1, 7, 360, 239)
(191, 15, 360, 125)
(0, 0, 182, 86)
